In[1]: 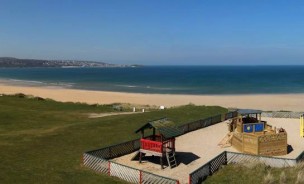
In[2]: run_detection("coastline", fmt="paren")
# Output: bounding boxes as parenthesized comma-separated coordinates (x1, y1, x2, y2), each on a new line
(0, 81, 304, 111)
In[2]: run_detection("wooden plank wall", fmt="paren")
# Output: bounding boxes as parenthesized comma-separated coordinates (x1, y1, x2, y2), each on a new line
(258, 133, 287, 156)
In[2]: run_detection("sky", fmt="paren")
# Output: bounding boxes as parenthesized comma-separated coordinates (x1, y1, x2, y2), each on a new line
(0, 0, 304, 65)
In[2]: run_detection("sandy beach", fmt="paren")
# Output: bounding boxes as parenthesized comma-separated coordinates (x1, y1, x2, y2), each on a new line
(0, 83, 304, 111)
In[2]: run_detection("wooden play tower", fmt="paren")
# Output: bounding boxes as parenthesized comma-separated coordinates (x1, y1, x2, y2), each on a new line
(226, 109, 288, 156)
(135, 118, 183, 169)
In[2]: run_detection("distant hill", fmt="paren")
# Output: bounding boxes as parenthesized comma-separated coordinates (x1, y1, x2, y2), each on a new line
(0, 57, 130, 68)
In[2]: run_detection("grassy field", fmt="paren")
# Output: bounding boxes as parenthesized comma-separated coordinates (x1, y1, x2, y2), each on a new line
(0, 94, 227, 183)
(204, 162, 304, 184)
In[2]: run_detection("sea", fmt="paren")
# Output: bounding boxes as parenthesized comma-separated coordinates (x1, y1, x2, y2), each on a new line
(0, 66, 304, 95)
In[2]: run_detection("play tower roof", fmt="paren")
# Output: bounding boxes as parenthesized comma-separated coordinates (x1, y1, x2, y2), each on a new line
(135, 118, 182, 139)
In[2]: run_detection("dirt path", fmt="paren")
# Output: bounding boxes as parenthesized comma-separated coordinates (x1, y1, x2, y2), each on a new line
(88, 112, 142, 118)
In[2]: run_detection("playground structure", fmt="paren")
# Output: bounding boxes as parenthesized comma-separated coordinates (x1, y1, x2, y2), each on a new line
(135, 118, 183, 169)
(219, 109, 288, 156)
(83, 109, 304, 184)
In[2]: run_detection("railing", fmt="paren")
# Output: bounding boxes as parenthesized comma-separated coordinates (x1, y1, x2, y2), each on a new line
(83, 111, 239, 184)
(144, 135, 162, 142)
(84, 110, 304, 184)
(84, 139, 179, 184)
(178, 111, 238, 135)
(296, 151, 304, 162)
(163, 138, 175, 150)
(189, 152, 227, 184)
(87, 139, 140, 159)
(226, 151, 297, 167)
(140, 138, 163, 153)
(262, 111, 304, 119)
(188, 151, 304, 184)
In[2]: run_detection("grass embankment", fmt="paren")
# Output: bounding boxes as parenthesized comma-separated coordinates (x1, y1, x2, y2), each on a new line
(205, 162, 304, 184)
(0, 94, 227, 183)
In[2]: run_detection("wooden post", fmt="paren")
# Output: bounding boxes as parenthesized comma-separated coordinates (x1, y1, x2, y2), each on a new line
(242, 135, 244, 153)
(160, 134, 164, 169)
(109, 147, 112, 158)
(259, 113, 261, 122)
(140, 130, 144, 164)
(224, 151, 227, 165)
(139, 152, 142, 163)
(153, 128, 156, 141)
(108, 161, 111, 176)
(173, 138, 175, 152)
(139, 170, 142, 184)
(160, 155, 163, 169)
(257, 136, 260, 155)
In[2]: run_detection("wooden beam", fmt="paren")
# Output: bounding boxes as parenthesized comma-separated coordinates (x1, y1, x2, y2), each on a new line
(160, 154, 163, 169)
(153, 128, 156, 141)
(139, 151, 142, 163)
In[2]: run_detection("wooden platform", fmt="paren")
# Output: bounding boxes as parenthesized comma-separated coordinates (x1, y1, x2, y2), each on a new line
(139, 149, 163, 157)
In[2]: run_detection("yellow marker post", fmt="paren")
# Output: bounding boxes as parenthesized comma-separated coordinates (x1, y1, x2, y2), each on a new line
(301, 115, 304, 137)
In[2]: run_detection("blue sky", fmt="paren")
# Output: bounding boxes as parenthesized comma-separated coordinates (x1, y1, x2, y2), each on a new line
(0, 0, 304, 65)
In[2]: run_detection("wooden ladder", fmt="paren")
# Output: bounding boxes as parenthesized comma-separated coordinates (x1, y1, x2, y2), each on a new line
(218, 132, 233, 148)
(166, 150, 177, 168)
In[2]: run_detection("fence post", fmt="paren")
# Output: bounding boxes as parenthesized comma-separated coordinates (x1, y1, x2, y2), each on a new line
(139, 170, 142, 184)
(187, 123, 190, 133)
(108, 161, 111, 176)
(132, 140, 135, 150)
(109, 147, 112, 158)
(209, 163, 212, 175)
(224, 151, 227, 165)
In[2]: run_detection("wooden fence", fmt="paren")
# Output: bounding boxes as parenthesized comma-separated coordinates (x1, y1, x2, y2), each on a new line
(178, 111, 238, 134)
(83, 139, 179, 184)
(189, 152, 227, 184)
(262, 111, 304, 119)
(87, 139, 140, 159)
(226, 151, 297, 167)
(188, 151, 304, 184)
(83, 111, 238, 184)
(84, 110, 304, 184)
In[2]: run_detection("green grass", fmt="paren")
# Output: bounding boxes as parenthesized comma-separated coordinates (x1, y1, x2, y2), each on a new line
(204, 162, 304, 184)
(0, 94, 227, 183)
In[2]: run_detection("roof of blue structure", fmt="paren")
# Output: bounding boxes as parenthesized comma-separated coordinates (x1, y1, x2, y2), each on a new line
(237, 109, 262, 116)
